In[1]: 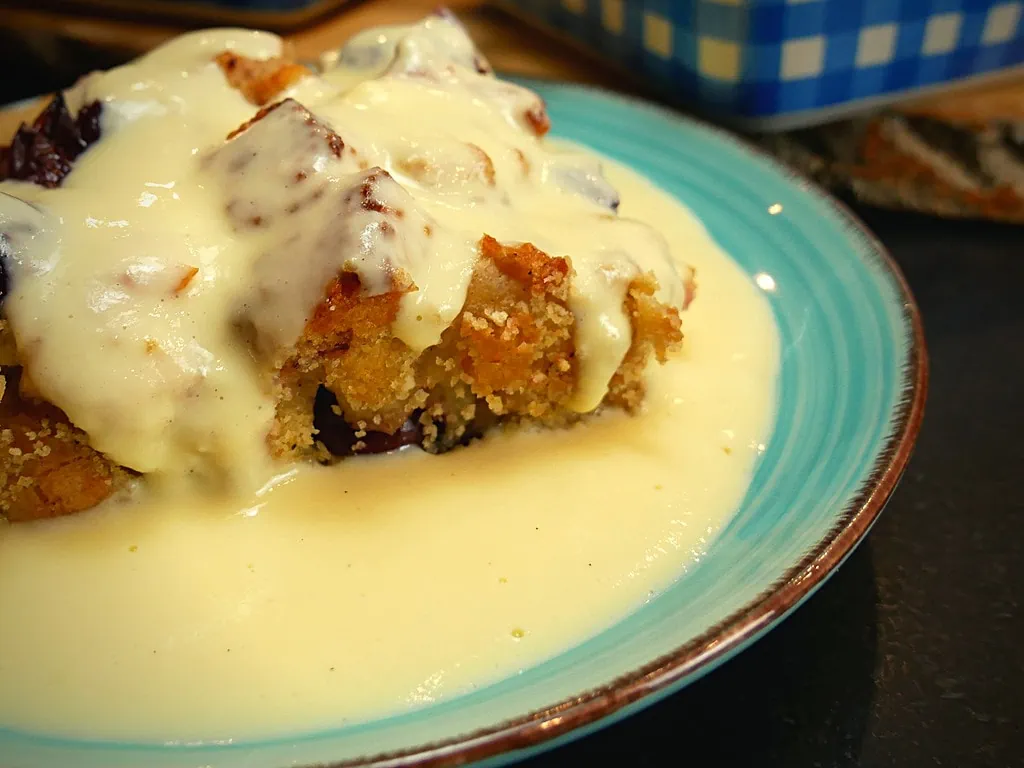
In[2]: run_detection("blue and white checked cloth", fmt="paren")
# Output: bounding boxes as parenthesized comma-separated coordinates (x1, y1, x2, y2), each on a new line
(495, 0, 1024, 128)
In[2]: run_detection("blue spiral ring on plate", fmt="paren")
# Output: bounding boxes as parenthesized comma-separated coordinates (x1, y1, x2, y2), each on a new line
(0, 83, 926, 768)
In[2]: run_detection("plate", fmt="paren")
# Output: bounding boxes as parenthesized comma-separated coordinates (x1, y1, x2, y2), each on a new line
(0, 81, 927, 768)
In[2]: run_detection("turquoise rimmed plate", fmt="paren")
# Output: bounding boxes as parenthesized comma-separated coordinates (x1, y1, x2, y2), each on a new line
(0, 82, 926, 768)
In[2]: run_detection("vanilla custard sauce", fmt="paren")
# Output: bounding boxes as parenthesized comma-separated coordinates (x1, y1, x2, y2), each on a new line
(0, 160, 778, 740)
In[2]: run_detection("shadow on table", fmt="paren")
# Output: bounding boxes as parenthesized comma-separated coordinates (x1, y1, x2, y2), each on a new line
(526, 541, 880, 768)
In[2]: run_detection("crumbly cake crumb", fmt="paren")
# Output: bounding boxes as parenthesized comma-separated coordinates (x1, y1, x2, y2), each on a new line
(267, 235, 682, 462)
(0, 369, 131, 522)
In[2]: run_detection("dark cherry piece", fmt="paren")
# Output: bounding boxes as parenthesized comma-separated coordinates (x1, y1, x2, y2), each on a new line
(75, 101, 103, 145)
(0, 94, 103, 189)
(0, 96, 104, 301)
(311, 385, 489, 459)
(313, 386, 423, 458)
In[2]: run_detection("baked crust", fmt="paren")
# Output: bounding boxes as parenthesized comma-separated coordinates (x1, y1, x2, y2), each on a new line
(0, 368, 131, 522)
(214, 52, 310, 107)
(270, 235, 682, 462)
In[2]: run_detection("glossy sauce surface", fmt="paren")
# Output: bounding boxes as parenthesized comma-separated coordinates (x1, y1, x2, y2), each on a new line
(0, 161, 779, 740)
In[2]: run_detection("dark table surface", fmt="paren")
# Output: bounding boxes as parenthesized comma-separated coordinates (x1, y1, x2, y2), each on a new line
(2, 45, 1022, 768)
(526, 208, 1024, 768)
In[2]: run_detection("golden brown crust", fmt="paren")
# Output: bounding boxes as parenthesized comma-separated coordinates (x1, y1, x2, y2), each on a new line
(269, 235, 682, 462)
(440, 238, 575, 417)
(215, 52, 310, 107)
(0, 321, 129, 522)
(479, 235, 569, 299)
(0, 369, 130, 523)
(604, 274, 684, 412)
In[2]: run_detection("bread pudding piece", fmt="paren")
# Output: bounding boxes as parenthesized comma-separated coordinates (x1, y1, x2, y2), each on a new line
(0, 365, 131, 522)
(0, 57, 310, 521)
(1, 307, 130, 522)
(269, 236, 683, 462)
(208, 98, 684, 462)
(0, 15, 693, 522)
(0, 96, 129, 521)
(0, 317, 129, 524)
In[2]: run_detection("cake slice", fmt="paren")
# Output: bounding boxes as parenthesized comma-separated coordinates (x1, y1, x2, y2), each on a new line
(207, 100, 685, 462)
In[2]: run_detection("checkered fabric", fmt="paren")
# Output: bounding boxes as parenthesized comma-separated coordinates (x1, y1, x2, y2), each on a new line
(495, 0, 1024, 126)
